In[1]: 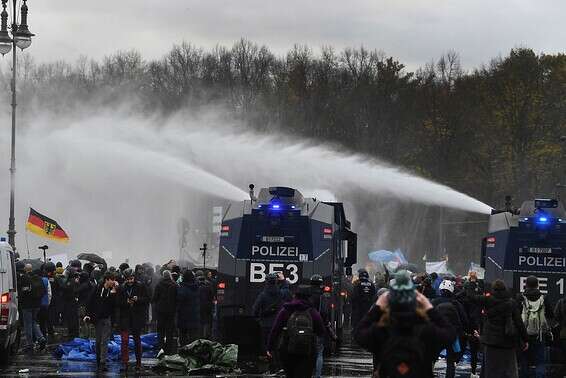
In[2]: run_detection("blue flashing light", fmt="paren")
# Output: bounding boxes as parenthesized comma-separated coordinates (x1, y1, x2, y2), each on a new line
(538, 216, 548, 223)
(271, 204, 281, 210)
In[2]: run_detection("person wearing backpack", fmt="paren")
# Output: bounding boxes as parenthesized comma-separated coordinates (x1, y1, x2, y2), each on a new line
(517, 276, 553, 378)
(267, 285, 326, 378)
(18, 264, 47, 353)
(355, 270, 456, 378)
(432, 279, 469, 378)
(466, 279, 528, 378)
(253, 273, 284, 366)
(309, 274, 337, 378)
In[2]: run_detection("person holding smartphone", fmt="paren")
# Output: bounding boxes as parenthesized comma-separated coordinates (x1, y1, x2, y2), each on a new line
(84, 272, 118, 373)
(118, 269, 150, 372)
(354, 270, 456, 378)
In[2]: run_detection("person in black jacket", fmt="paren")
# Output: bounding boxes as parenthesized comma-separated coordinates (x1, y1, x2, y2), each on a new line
(432, 279, 469, 378)
(77, 271, 94, 338)
(466, 279, 528, 378)
(252, 273, 283, 357)
(18, 264, 47, 352)
(196, 271, 214, 339)
(355, 271, 456, 378)
(457, 273, 483, 376)
(176, 270, 201, 346)
(63, 270, 80, 339)
(351, 269, 376, 329)
(84, 272, 117, 372)
(118, 268, 149, 372)
(152, 270, 177, 354)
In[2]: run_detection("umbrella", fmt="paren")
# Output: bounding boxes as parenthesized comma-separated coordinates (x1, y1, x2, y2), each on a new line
(77, 253, 106, 266)
(18, 258, 44, 272)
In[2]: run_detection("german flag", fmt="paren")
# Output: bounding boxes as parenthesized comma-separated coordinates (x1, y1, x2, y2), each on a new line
(26, 208, 70, 243)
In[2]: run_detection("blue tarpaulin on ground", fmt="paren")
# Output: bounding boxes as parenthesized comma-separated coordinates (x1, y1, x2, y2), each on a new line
(54, 333, 159, 362)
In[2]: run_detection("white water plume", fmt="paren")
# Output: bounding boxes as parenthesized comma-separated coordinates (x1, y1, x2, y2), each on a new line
(0, 109, 491, 264)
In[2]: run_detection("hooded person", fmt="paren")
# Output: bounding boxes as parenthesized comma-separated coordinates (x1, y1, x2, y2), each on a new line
(118, 268, 149, 372)
(152, 270, 177, 354)
(176, 270, 201, 346)
(267, 285, 326, 378)
(354, 270, 456, 378)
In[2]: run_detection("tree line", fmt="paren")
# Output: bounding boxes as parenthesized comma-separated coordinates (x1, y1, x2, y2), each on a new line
(0, 40, 564, 268)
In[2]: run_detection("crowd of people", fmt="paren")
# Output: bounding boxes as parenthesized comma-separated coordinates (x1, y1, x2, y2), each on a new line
(16, 259, 216, 372)
(353, 269, 564, 378)
(15, 257, 566, 377)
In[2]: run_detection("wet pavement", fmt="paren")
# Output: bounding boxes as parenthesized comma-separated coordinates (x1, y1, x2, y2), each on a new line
(0, 334, 477, 377)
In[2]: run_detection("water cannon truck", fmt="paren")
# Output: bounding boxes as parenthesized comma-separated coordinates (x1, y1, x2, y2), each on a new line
(216, 185, 357, 359)
(482, 197, 566, 303)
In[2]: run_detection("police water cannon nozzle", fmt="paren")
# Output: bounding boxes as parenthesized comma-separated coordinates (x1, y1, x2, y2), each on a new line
(490, 195, 520, 215)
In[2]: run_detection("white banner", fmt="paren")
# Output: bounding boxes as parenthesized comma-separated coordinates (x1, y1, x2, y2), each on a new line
(426, 260, 449, 274)
(469, 262, 485, 280)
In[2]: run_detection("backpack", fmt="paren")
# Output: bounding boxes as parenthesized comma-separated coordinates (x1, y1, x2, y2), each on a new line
(378, 328, 426, 378)
(283, 309, 316, 355)
(522, 295, 549, 339)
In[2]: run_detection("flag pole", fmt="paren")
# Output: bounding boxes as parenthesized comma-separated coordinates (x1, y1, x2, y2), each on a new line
(25, 229, 30, 259)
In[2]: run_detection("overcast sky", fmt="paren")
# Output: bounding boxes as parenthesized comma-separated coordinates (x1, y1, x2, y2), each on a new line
(27, 0, 566, 70)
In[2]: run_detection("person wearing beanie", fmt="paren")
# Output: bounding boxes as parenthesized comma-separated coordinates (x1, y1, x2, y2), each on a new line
(355, 271, 456, 378)
(176, 270, 201, 346)
(152, 269, 177, 354)
(466, 279, 528, 378)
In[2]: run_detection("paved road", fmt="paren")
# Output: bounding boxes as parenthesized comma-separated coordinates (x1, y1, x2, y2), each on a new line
(0, 335, 476, 377)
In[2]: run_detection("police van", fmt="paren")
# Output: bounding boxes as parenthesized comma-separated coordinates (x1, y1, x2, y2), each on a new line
(482, 198, 566, 303)
(216, 186, 357, 357)
(0, 238, 19, 362)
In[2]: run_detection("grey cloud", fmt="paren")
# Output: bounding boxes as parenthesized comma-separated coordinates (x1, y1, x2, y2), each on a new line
(26, 0, 566, 70)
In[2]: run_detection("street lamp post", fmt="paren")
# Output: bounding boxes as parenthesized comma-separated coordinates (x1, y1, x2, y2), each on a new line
(0, 0, 35, 251)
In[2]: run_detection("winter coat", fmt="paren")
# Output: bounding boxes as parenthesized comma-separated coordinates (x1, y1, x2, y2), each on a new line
(118, 281, 150, 331)
(86, 284, 117, 322)
(198, 279, 214, 322)
(18, 272, 44, 309)
(354, 306, 456, 378)
(432, 292, 470, 335)
(468, 288, 528, 349)
(176, 281, 201, 329)
(252, 284, 284, 328)
(267, 299, 325, 351)
(456, 280, 482, 331)
(152, 277, 177, 314)
(76, 280, 94, 306)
